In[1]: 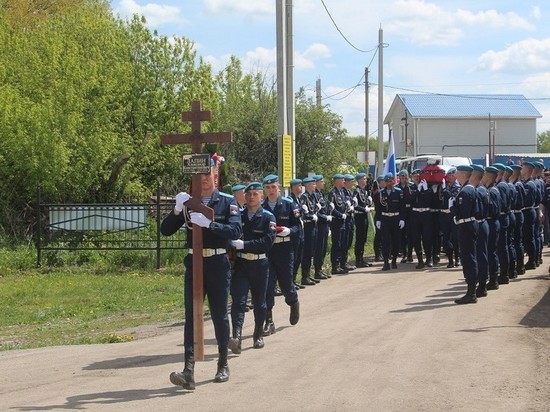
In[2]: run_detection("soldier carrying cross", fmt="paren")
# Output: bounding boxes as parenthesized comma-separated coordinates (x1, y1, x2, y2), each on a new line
(160, 101, 242, 389)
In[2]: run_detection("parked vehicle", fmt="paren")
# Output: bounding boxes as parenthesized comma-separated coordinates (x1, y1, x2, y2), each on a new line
(396, 154, 472, 173)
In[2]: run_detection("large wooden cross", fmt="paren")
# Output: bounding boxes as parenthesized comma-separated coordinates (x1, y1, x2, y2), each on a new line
(161, 100, 232, 361)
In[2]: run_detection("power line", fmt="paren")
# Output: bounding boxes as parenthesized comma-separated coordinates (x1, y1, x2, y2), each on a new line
(321, 73, 365, 101)
(319, 0, 377, 54)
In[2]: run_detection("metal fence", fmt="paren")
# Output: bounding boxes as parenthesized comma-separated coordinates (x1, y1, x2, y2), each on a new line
(35, 185, 186, 268)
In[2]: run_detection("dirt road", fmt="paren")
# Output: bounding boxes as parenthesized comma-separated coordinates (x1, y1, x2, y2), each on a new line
(1, 258, 549, 411)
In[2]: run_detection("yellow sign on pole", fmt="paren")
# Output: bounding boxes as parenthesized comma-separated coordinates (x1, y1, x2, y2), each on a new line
(282, 134, 293, 187)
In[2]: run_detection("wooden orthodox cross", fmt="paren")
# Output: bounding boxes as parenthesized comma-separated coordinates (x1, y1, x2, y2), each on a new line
(161, 100, 232, 360)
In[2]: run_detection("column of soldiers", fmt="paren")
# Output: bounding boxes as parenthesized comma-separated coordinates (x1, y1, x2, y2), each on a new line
(163, 160, 548, 389)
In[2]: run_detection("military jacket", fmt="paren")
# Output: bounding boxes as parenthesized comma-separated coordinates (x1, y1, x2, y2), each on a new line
(352, 185, 372, 214)
(299, 190, 319, 222)
(475, 185, 489, 220)
(451, 182, 478, 222)
(160, 189, 242, 249)
(314, 189, 331, 223)
(375, 187, 404, 221)
(328, 187, 347, 220)
(486, 184, 502, 219)
(262, 195, 301, 239)
(240, 206, 276, 254)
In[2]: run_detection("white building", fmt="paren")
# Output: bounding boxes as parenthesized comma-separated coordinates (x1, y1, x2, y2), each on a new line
(384, 94, 542, 163)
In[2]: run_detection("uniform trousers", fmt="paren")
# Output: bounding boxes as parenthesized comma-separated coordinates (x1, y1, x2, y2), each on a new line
(231, 258, 269, 331)
(266, 242, 298, 309)
(487, 219, 500, 276)
(314, 221, 329, 271)
(476, 220, 489, 284)
(457, 221, 479, 286)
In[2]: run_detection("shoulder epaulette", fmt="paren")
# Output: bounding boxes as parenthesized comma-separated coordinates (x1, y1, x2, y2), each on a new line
(219, 192, 233, 199)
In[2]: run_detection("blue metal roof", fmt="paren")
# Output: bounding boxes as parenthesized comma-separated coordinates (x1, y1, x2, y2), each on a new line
(399, 94, 541, 118)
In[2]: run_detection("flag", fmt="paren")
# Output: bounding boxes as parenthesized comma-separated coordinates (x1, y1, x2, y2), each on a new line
(383, 129, 397, 183)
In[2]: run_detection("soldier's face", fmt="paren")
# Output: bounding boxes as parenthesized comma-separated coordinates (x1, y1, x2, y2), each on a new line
(234, 190, 245, 205)
(264, 183, 279, 199)
(411, 174, 419, 184)
(245, 189, 263, 208)
(344, 180, 354, 190)
(200, 168, 216, 194)
(357, 177, 366, 187)
(399, 175, 408, 185)
(317, 179, 325, 190)
(305, 182, 316, 192)
(334, 179, 344, 189)
(446, 174, 456, 185)
(292, 184, 303, 196)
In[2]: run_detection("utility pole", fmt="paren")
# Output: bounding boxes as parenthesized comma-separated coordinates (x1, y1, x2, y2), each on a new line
(365, 67, 369, 167)
(276, 0, 287, 177)
(286, 0, 295, 180)
(316, 78, 322, 106)
(377, 26, 384, 175)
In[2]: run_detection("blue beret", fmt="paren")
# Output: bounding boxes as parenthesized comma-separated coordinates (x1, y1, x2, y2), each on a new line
(510, 164, 522, 170)
(289, 178, 302, 185)
(384, 172, 394, 180)
(376, 175, 385, 181)
(398, 169, 409, 177)
(245, 182, 262, 192)
(355, 172, 366, 180)
(333, 173, 345, 180)
(312, 174, 323, 181)
(484, 166, 498, 174)
(534, 161, 545, 169)
(262, 174, 279, 185)
(471, 164, 485, 173)
(231, 184, 246, 192)
(504, 166, 513, 174)
(303, 177, 315, 184)
(344, 174, 354, 181)
(456, 165, 473, 172)
(446, 167, 457, 175)
(492, 163, 505, 171)
(522, 161, 535, 168)
(411, 169, 421, 175)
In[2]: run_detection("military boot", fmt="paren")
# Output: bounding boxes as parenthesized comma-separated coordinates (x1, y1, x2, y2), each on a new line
(508, 261, 517, 279)
(486, 275, 499, 290)
(228, 327, 242, 355)
(455, 283, 478, 304)
(476, 282, 488, 297)
(170, 352, 195, 390)
(253, 324, 264, 349)
(382, 259, 391, 271)
(498, 269, 510, 285)
(446, 254, 455, 268)
(214, 349, 230, 383)
(356, 256, 368, 268)
(289, 300, 300, 325)
(391, 257, 398, 269)
(301, 268, 316, 286)
(314, 269, 328, 280)
(262, 310, 276, 336)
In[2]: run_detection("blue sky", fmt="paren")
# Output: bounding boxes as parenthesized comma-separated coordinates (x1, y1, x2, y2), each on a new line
(111, 0, 550, 139)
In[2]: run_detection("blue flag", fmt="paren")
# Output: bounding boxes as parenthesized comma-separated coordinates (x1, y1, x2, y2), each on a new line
(383, 130, 397, 183)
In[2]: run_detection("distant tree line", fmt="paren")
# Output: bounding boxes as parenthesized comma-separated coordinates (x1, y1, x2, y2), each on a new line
(0, 0, 370, 240)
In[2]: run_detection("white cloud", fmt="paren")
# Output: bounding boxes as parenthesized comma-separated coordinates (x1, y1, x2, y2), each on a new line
(532, 6, 542, 20)
(477, 38, 550, 73)
(204, 0, 273, 15)
(117, 0, 185, 27)
(386, 0, 534, 46)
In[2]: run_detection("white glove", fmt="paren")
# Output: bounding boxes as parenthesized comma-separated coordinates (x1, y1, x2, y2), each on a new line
(175, 192, 191, 212)
(399, 220, 405, 229)
(419, 179, 428, 191)
(367, 196, 373, 205)
(231, 239, 244, 250)
(189, 212, 212, 228)
(342, 213, 347, 221)
(301, 204, 308, 212)
(312, 214, 318, 222)
(353, 197, 358, 206)
(431, 184, 438, 193)
(346, 200, 351, 207)
(277, 227, 291, 237)
(316, 202, 322, 210)
(376, 221, 381, 230)
(326, 215, 333, 222)
(441, 179, 446, 189)
(329, 202, 335, 209)
(365, 206, 372, 213)
(350, 206, 355, 212)
(448, 197, 455, 208)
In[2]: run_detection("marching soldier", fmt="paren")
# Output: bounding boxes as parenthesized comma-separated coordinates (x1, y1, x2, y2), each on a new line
(395, 170, 415, 263)
(533, 162, 545, 266)
(328, 174, 349, 274)
(232, 184, 246, 209)
(503, 166, 518, 278)
(372, 175, 386, 261)
(289, 178, 308, 288)
(313, 174, 332, 279)
(261, 174, 301, 336)
(470, 164, 489, 297)
(374, 173, 405, 271)
(482, 166, 502, 291)
(440, 168, 460, 267)
(342, 174, 357, 271)
(451, 165, 479, 304)
(410, 171, 434, 269)
(509, 164, 526, 275)
(493, 163, 513, 284)
(521, 162, 538, 270)
(162, 162, 242, 388)
(299, 177, 321, 285)
(229, 182, 276, 354)
(353, 172, 373, 267)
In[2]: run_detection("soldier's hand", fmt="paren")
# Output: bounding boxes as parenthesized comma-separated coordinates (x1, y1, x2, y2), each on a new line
(367, 195, 373, 206)
(326, 215, 333, 222)
(365, 207, 372, 213)
(346, 200, 352, 207)
(399, 220, 405, 229)
(329, 202, 335, 209)
(375, 221, 381, 230)
(175, 192, 191, 212)
(353, 197, 358, 206)
(448, 197, 455, 209)
(189, 212, 212, 228)
(276, 226, 291, 237)
(231, 239, 244, 250)
(342, 213, 347, 221)
(441, 179, 446, 189)
(312, 214, 318, 222)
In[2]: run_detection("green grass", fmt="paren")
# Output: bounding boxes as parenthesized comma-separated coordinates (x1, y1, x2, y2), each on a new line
(0, 265, 184, 350)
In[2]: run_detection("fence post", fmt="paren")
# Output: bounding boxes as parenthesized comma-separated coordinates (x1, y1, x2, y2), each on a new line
(156, 182, 161, 269)
(36, 185, 42, 267)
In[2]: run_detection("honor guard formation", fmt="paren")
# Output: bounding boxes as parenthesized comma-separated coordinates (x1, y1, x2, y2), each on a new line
(161, 159, 549, 389)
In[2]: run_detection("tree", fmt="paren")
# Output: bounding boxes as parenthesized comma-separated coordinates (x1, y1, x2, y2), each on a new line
(537, 131, 550, 153)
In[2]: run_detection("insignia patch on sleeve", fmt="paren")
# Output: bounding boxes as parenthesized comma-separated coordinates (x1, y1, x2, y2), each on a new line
(293, 207, 300, 217)
(230, 204, 239, 215)
(269, 221, 277, 232)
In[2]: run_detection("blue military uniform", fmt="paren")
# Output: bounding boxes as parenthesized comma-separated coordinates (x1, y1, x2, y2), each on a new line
(521, 162, 538, 269)
(374, 173, 405, 270)
(484, 167, 502, 290)
(533, 162, 545, 266)
(410, 174, 434, 268)
(229, 182, 276, 353)
(353, 172, 373, 267)
(342, 174, 357, 270)
(313, 174, 332, 278)
(472, 164, 489, 296)
(493, 163, 513, 284)
(451, 165, 479, 304)
(261, 174, 301, 336)
(372, 175, 385, 261)
(328, 174, 349, 274)
(395, 169, 415, 263)
(299, 177, 320, 283)
(289, 179, 307, 287)
(161, 187, 242, 385)
(440, 168, 460, 267)
(510, 165, 526, 274)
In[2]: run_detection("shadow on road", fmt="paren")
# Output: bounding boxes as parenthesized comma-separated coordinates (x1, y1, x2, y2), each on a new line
(83, 353, 182, 370)
(519, 283, 550, 328)
(15, 387, 184, 410)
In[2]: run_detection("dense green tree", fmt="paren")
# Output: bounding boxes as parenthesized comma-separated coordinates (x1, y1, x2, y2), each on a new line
(537, 131, 550, 153)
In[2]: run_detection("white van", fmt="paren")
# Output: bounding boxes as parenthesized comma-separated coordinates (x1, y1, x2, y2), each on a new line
(398, 154, 472, 173)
